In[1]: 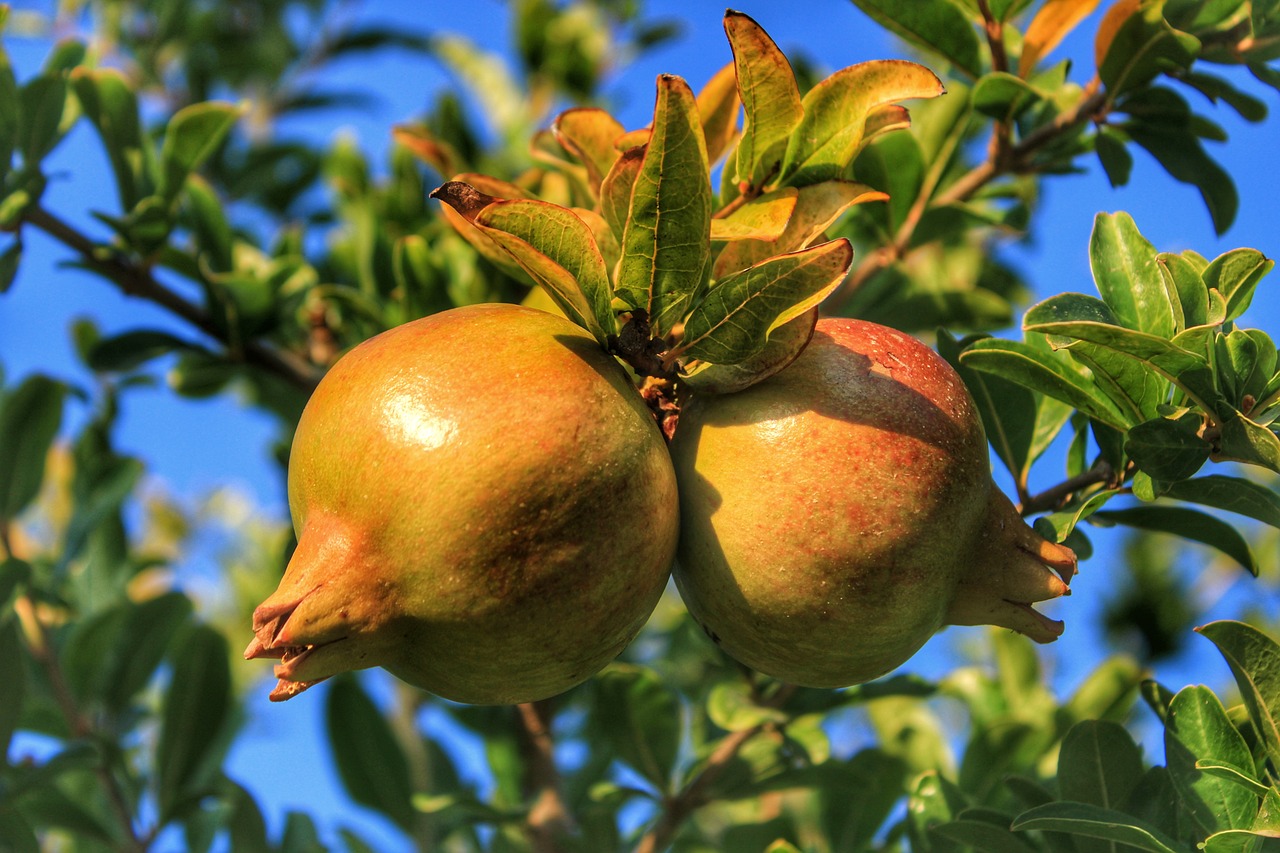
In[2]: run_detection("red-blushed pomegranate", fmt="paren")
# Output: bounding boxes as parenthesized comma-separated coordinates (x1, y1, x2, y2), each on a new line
(670, 318, 1077, 687)
(245, 303, 679, 704)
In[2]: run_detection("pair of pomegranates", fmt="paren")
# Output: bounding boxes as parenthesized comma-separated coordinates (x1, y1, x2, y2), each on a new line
(246, 302, 1075, 704)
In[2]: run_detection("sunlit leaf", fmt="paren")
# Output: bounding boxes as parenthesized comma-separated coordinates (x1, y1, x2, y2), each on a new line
(710, 188, 797, 242)
(682, 308, 817, 394)
(697, 61, 741, 165)
(1090, 212, 1176, 338)
(1218, 413, 1280, 474)
(678, 239, 851, 365)
(1034, 489, 1120, 543)
(1159, 251, 1209, 330)
(1203, 248, 1273, 323)
(780, 60, 943, 186)
(615, 74, 712, 335)
(724, 10, 803, 189)
(1019, 0, 1104, 77)
(1124, 416, 1211, 481)
(552, 107, 625, 195)
(1161, 474, 1280, 528)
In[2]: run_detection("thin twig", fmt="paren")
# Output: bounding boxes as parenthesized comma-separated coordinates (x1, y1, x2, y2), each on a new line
(1019, 460, 1117, 516)
(516, 700, 575, 853)
(23, 205, 322, 393)
(633, 683, 797, 853)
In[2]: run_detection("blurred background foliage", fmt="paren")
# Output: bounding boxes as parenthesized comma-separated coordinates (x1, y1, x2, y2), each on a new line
(4, 0, 1280, 851)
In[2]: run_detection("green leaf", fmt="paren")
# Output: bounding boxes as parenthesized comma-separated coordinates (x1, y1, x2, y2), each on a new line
(0, 374, 67, 520)
(849, 0, 983, 78)
(1098, 1, 1199, 95)
(723, 11, 804, 189)
(0, 240, 19, 294)
(1096, 127, 1134, 188)
(87, 330, 201, 373)
(1058, 720, 1145, 812)
(157, 101, 242, 205)
(1201, 829, 1280, 853)
(960, 337, 1130, 430)
(906, 771, 972, 852)
(1035, 489, 1120, 543)
(1126, 122, 1237, 236)
(1125, 417, 1211, 481)
(936, 808, 1039, 853)
(0, 617, 24, 758)
(18, 74, 69, 164)
(678, 239, 851, 365)
(71, 67, 149, 209)
(432, 182, 615, 344)
(973, 72, 1047, 119)
(1159, 251, 1209, 329)
(156, 623, 233, 820)
(594, 664, 681, 794)
(614, 74, 712, 335)
(1196, 762, 1274, 799)
(1165, 685, 1260, 834)
(681, 308, 817, 394)
(1203, 248, 1273, 323)
(706, 681, 789, 732)
(1218, 413, 1280, 474)
(1094, 506, 1257, 575)
(326, 675, 416, 830)
(1161, 475, 1280, 528)
(1090, 212, 1176, 338)
(940, 331, 1071, 489)
(1011, 801, 1186, 853)
(780, 59, 943, 186)
(1196, 621, 1280, 772)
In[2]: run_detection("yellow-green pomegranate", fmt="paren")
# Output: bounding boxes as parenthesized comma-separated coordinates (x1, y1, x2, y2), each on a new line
(671, 318, 1076, 687)
(245, 303, 679, 704)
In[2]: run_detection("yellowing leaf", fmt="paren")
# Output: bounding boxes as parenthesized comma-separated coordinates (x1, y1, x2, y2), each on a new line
(697, 61, 741, 166)
(1020, 0, 1105, 77)
(552, 108, 625, 197)
(710, 188, 797, 242)
(392, 124, 461, 179)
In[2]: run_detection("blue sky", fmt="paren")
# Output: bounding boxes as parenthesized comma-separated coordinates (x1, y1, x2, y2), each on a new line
(4, 0, 1280, 848)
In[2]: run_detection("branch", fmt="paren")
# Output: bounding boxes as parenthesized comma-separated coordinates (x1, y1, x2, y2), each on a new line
(1018, 459, 1117, 516)
(828, 83, 1109, 312)
(633, 683, 797, 853)
(23, 205, 322, 393)
(516, 700, 575, 853)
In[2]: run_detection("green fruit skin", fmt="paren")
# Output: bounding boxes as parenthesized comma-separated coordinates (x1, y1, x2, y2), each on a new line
(265, 303, 678, 704)
(671, 318, 994, 687)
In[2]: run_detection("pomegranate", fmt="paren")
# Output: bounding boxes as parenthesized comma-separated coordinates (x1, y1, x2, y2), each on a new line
(245, 303, 679, 704)
(670, 318, 1076, 687)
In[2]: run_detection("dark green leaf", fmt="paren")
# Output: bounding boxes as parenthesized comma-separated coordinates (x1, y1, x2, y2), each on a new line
(1127, 122, 1237, 235)
(71, 68, 149, 209)
(973, 72, 1045, 119)
(1217, 413, 1280, 474)
(678, 239, 851, 365)
(1011, 801, 1186, 853)
(1165, 685, 1260, 834)
(1125, 417, 1211, 481)
(818, 749, 910, 850)
(1095, 506, 1257, 575)
(0, 617, 24, 758)
(1098, 1, 1199, 95)
(0, 240, 19, 294)
(723, 11, 804, 190)
(1095, 127, 1133, 187)
(936, 808, 1039, 853)
(326, 675, 416, 830)
(906, 771, 971, 853)
(87, 330, 200, 373)
(279, 811, 323, 853)
(1058, 720, 1145, 812)
(1201, 829, 1280, 852)
(1161, 475, 1280, 528)
(1035, 489, 1120, 543)
(594, 664, 681, 794)
(849, 0, 983, 78)
(682, 307, 816, 394)
(1089, 212, 1175, 338)
(156, 623, 234, 820)
(1179, 70, 1269, 122)
(615, 74, 712, 335)
(0, 374, 67, 520)
(1196, 621, 1280, 772)
(1158, 251, 1209, 329)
